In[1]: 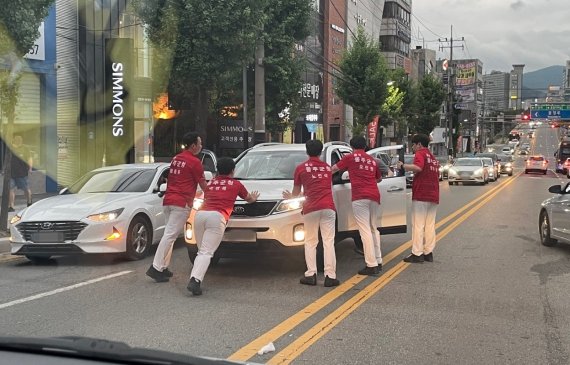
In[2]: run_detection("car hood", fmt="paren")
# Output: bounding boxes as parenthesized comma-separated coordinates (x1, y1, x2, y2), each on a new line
(451, 166, 482, 172)
(236, 180, 293, 201)
(20, 193, 140, 220)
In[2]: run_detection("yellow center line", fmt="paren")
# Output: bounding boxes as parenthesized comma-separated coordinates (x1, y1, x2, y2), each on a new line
(228, 174, 518, 362)
(266, 174, 519, 364)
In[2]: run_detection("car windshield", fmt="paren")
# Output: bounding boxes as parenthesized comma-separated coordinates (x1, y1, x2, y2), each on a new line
(454, 159, 482, 167)
(66, 169, 156, 193)
(233, 150, 307, 180)
(497, 155, 512, 162)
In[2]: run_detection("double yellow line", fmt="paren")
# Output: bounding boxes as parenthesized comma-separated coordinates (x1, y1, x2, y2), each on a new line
(229, 173, 519, 364)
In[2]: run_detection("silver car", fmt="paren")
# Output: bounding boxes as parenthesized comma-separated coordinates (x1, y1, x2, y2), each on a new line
(539, 182, 570, 246)
(447, 158, 489, 185)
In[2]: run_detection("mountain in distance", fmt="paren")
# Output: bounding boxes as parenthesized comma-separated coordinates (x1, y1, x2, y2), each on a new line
(522, 65, 565, 99)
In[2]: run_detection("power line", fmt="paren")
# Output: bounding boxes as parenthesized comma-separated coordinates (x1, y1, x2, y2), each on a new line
(412, 13, 443, 39)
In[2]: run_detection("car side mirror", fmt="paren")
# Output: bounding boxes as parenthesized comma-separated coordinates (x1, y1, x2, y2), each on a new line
(483, 164, 488, 167)
(549, 185, 563, 194)
(59, 187, 68, 195)
(158, 183, 167, 197)
(341, 171, 350, 182)
(204, 171, 214, 181)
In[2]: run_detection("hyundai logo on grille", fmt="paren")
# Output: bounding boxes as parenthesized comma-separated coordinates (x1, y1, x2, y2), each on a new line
(41, 222, 54, 230)
(233, 206, 245, 214)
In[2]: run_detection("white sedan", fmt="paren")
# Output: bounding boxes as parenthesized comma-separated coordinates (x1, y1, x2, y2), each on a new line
(10, 163, 171, 264)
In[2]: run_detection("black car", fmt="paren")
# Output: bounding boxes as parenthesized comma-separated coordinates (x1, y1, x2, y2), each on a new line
(496, 154, 514, 176)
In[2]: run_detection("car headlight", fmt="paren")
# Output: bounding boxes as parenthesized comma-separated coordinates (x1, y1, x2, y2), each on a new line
(448, 168, 458, 176)
(87, 208, 124, 222)
(443, 165, 450, 171)
(438, 167, 443, 172)
(274, 197, 305, 214)
(10, 214, 21, 225)
(506, 163, 512, 167)
(474, 168, 483, 176)
(193, 198, 204, 210)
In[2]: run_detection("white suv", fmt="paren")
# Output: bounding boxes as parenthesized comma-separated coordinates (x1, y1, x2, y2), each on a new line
(184, 142, 407, 263)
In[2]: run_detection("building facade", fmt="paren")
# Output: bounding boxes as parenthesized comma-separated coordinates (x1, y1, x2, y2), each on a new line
(483, 71, 510, 113)
(379, 0, 412, 73)
(509, 64, 525, 110)
(564, 60, 570, 102)
(410, 46, 436, 82)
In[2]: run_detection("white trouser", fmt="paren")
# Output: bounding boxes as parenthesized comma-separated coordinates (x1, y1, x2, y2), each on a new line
(152, 205, 190, 271)
(190, 211, 226, 282)
(411, 200, 438, 256)
(303, 209, 337, 279)
(352, 199, 382, 267)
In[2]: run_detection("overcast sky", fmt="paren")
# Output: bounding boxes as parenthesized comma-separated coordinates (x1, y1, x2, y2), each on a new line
(411, 0, 570, 73)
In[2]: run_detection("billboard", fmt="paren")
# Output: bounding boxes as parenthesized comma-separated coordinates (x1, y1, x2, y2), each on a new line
(455, 61, 476, 86)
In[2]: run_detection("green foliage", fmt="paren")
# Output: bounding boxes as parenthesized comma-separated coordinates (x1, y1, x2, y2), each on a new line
(0, 0, 53, 56)
(336, 26, 390, 127)
(408, 74, 445, 135)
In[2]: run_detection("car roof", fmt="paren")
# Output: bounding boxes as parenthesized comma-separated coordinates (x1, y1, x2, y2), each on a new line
(93, 163, 169, 172)
(243, 143, 306, 152)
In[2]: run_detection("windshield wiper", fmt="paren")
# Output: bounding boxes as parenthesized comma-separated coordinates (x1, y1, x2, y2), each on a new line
(0, 336, 260, 365)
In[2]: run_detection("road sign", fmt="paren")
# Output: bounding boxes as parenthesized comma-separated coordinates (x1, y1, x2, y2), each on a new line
(442, 59, 449, 71)
(531, 110, 570, 119)
(454, 103, 469, 110)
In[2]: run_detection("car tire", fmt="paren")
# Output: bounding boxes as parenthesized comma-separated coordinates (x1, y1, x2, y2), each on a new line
(543, 170, 547, 175)
(25, 255, 52, 265)
(525, 170, 528, 174)
(125, 215, 152, 261)
(539, 211, 557, 247)
(187, 247, 221, 266)
(448, 181, 454, 186)
(508, 172, 513, 176)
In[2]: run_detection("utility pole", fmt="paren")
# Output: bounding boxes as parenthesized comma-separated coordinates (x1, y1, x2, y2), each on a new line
(439, 25, 465, 157)
(254, 38, 266, 144)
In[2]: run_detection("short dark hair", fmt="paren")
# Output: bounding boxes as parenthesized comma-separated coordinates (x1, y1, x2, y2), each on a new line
(305, 139, 323, 157)
(217, 157, 235, 175)
(411, 134, 430, 148)
(182, 132, 200, 148)
(350, 135, 367, 150)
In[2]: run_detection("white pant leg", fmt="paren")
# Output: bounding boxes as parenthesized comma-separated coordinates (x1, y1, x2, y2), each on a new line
(369, 201, 382, 264)
(303, 211, 321, 277)
(423, 202, 438, 254)
(190, 211, 226, 282)
(152, 205, 190, 271)
(411, 201, 428, 256)
(352, 200, 379, 268)
(319, 209, 337, 279)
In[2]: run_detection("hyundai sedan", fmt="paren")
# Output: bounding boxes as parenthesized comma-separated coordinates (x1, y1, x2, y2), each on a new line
(539, 182, 570, 247)
(10, 164, 170, 264)
(447, 158, 489, 185)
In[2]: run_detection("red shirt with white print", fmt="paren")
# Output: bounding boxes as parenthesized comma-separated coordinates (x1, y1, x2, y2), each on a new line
(335, 150, 381, 203)
(293, 157, 336, 215)
(163, 151, 205, 208)
(412, 147, 440, 204)
(202, 176, 249, 221)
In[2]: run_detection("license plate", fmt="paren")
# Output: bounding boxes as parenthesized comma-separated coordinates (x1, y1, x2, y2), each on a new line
(30, 232, 64, 243)
(222, 229, 256, 242)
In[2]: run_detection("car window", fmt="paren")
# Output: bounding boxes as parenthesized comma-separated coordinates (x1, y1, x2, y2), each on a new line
(454, 159, 482, 166)
(201, 153, 216, 173)
(67, 169, 156, 193)
(530, 156, 544, 161)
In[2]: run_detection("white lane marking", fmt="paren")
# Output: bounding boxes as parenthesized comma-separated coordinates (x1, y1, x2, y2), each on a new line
(0, 270, 133, 310)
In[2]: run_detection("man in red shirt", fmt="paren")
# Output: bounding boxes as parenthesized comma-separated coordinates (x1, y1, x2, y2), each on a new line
(147, 132, 208, 282)
(187, 157, 259, 295)
(283, 140, 339, 287)
(331, 136, 382, 276)
(398, 133, 440, 263)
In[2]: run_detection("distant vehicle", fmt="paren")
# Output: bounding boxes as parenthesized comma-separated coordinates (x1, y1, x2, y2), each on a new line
(563, 158, 570, 178)
(521, 142, 530, 150)
(436, 156, 451, 180)
(404, 154, 414, 187)
(555, 140, 570, 173)
(496, 154, 514, 176)
(539, 182, 570, 247)
(501, 146, 513, 155)
(448, 158, 489, 185)
(525, 155, 548, 175)
(481, 157, 498, 181)
(508, 131, 521, 141)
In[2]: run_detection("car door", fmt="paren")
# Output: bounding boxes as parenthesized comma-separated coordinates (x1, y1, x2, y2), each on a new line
(148, 165, 170, 242)
(328, 147, 353, 232)
(550, 183, 570, 242)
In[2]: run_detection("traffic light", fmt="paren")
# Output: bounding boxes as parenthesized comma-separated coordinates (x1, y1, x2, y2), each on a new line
(522, 111, 531, 121)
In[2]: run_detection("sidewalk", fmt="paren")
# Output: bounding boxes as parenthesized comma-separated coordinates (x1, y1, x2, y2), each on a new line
(0, 192, 58, 253)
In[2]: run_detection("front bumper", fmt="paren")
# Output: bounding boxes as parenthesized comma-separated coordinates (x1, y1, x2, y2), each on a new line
(448, 174, 485, 183)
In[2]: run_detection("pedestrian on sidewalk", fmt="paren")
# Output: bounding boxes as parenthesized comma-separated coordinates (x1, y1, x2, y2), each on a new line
(398, 133, 440, 263)
(331, 136, 383, 276)
(283, 139, 340, 288)
(9, 135, 33, 211)
(147, 132, 208, 282)
(187, 157, 259, 295)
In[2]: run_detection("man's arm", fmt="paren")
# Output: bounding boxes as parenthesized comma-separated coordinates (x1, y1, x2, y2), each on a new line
(198, 179, 208, 192)
(398, 161, 422, 174)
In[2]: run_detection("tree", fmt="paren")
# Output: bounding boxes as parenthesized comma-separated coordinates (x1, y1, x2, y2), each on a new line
(0, 1, 54, 231)
(408, 74, 445, 135)
(133, 0, 267, 145)
(336, 26, 390, 134)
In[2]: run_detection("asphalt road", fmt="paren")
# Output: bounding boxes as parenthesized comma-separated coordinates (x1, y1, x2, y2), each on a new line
(0, 125, 569, 364)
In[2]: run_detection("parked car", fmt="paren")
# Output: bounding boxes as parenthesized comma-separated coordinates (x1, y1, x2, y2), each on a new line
(184, 142, 407, 263)
(525, 155, 548, 175)
(10, 164, 171, 264)
(496, 154, 514, 176)
(539, 182, 570, 246)
(447, 158, 489, 185)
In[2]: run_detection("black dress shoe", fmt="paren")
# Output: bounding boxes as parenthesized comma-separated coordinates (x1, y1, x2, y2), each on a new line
(187, 277, 202, 295)
(163, 268, 174, 277)
(424, 252, 433, 262)
(146, 265, 170, 282)
(403, 254, 425, 263)
(8, 207, 15, 212)
(300, 274, 317, 286)
(324, 276, 340, 287)
(358, 266, 380, 276)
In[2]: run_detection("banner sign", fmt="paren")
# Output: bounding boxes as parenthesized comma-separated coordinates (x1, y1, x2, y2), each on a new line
(455, 61, 476, 86)
(455, 86, 476, 102)
(218, 120, 252, 149)
(367, 115, 379, 148)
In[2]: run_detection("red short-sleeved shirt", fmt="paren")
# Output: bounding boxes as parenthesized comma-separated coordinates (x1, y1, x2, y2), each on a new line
(412, 148, 440, 204)
(202, 176, 249, 221)
(293, 157, 336, 215)
(163, 151, 205, 208)
(335, 150, 381, 203)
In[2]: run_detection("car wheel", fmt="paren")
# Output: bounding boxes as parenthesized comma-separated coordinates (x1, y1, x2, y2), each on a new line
(525, 170, 528, 174)
(25, 255, 52, 265)
(508, 172, 513, 176)
(543, 170, 547, 175)
(448, 181, 453, 186)
(187, 247, 221, 266)
(539, 211, 557, 247)
(125, 216, 152, 261)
